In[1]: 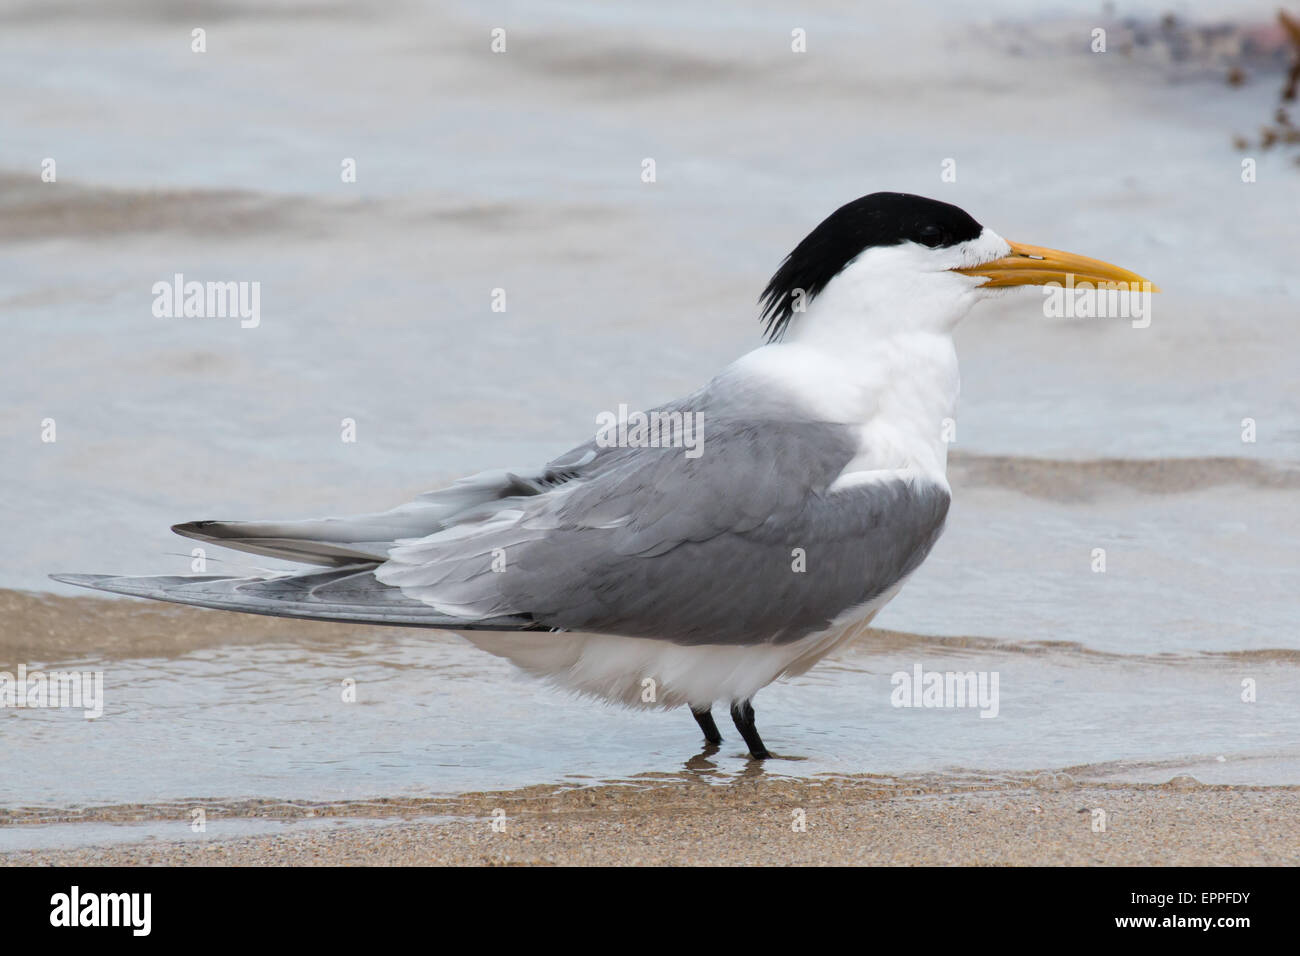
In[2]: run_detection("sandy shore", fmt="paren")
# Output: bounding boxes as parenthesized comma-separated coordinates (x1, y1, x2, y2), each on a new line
(4, 776, 1297, 866)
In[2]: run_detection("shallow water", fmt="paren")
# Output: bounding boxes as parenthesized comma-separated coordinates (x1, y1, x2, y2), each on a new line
(0, 812, 459, 854)
(1, 0, 1298, 814)
(2, 622, 1298, 811)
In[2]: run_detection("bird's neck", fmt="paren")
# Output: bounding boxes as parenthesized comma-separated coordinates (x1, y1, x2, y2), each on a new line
(770, 272, 973, 479)
(729, 329, 960, 482)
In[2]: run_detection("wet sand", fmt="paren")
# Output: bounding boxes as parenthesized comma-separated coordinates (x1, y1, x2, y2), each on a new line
(4, 777, 1297, 866)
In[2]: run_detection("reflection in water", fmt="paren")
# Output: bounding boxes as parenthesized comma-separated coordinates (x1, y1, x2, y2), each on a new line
(684, 744, 722, 775)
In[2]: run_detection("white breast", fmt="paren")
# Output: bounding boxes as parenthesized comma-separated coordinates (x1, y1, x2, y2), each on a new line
(458, 608, 889, 710)
(729, 329, 960, 490)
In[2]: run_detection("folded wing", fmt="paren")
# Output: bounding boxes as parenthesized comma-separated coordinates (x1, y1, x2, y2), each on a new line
(55, 398, 950, 646)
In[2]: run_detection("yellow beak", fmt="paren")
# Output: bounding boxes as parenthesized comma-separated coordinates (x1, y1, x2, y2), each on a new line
(954, 240, 1160, 292)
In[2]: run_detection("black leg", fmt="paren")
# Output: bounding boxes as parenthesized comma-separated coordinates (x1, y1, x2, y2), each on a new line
(691, 706, 723, 745)
(729, 700, 770, 759)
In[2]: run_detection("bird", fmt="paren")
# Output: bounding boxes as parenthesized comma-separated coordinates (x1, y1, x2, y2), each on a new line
(52, 192, 1157, 759)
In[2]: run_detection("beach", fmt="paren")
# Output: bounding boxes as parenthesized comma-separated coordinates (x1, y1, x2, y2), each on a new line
(5, 777, 1297, 866)
(2, 0, 1298, 866)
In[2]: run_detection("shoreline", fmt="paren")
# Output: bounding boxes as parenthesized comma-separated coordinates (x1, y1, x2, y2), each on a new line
(4, 776, 1297, 866)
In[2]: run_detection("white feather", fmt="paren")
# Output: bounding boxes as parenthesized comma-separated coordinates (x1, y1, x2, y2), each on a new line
(458, 605, 888, 710)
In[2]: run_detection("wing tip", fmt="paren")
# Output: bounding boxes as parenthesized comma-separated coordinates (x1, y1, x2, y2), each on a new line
(171, 520, 219, 538)
(49, 572, 111, 587)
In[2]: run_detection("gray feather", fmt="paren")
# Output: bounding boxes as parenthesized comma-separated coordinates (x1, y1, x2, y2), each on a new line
(169, 467, 581, 567)
(48, 568, 541, 630)
(56, 385, 951, 645)
(378, 392, 951, 645)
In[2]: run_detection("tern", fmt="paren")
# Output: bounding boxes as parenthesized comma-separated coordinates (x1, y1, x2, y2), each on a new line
(53, 193, 1156, 759)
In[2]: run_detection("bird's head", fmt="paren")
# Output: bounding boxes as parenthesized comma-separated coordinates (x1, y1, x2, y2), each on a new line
(760, 192, 1157, 343)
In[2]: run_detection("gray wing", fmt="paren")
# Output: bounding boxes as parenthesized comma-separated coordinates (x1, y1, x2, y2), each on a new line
(166, 467, 577, 567)
(55, 395, 949, 644)
(48, 463, 600, 623)
(49, 567, 542, 630)
(378, 409, 951, 645)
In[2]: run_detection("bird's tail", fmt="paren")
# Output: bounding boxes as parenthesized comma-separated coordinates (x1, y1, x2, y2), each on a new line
(164, 467, 551, 568)
(51, 468, 554, 628)
(169, 516, 412, 567)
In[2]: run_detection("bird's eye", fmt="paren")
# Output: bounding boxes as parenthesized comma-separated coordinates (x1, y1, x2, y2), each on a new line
(917, 225, 945, 248)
